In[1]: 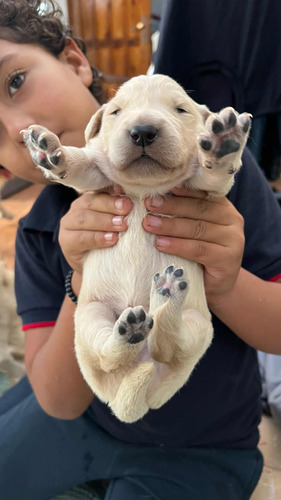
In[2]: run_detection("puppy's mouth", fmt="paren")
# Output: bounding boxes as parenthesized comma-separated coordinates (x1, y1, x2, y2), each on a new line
(127, 152, 169, 174)
(139, 147, 160, 162)
(140, 152, 151, 161)
(135, 150, 160, 164)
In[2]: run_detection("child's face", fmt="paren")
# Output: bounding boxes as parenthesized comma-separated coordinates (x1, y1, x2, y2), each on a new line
(0, 39, 100, 183)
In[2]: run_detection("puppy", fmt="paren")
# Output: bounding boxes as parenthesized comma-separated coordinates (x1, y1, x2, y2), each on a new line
(0, 260, 25, 386)
(22, 74, 251, 422)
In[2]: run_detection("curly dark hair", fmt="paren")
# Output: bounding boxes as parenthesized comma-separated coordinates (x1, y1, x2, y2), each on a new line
(0, 0, 103, 102)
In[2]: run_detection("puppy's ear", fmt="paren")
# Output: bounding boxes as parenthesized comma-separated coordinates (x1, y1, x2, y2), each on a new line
(84, 104, 106, 142)
(194, 103, 212, 123)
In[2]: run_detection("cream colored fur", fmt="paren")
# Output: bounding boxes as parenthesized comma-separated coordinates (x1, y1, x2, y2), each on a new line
(22, 75, 251, 422)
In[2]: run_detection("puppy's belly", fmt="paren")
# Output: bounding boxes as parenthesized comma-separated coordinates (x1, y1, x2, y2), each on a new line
(81, 231, 166, 311)
(79, 202, 208, 318)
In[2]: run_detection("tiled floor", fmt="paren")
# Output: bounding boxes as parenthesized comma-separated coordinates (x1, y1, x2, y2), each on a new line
(1, 182, 281, 499)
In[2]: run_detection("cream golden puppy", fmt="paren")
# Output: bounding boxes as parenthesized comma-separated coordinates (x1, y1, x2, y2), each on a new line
(23, 74, 251, 422)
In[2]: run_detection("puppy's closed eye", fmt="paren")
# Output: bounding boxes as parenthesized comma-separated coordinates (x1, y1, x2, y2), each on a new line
(111, 108, 121, 116)
(175, 107, 188, 114)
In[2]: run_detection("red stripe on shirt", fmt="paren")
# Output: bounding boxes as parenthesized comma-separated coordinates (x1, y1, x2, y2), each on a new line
(268, 273, 281, 282)
(22, 321, 56, 331)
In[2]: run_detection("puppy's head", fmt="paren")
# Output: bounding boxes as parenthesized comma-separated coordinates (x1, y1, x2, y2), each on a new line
(85, 74, 208, 194)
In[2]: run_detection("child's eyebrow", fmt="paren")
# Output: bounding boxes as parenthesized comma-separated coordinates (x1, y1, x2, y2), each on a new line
(0, 54, 15, 72)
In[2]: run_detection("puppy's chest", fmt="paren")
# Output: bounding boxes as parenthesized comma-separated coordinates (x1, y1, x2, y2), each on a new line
(82, 201, 180, 308)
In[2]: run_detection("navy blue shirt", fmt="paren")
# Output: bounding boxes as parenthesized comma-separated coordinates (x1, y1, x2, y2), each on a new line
(15, 149, 281, 450)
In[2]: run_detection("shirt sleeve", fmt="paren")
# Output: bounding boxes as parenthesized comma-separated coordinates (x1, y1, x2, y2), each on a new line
(229, 148, 281, 281)
(15, 218, 69, 330)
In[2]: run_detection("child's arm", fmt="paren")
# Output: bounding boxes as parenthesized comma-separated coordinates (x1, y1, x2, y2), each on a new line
(143, 187, 281, 354)
(25, 294, 93, 420)
(206, 269, 281, 353)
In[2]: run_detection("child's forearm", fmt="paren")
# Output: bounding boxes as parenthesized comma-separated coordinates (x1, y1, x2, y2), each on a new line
(207, 267, 281, 353)
(26, 284, 94, 420)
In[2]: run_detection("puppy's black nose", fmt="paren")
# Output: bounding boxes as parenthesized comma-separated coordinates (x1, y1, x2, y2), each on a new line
(129, 125, 157, 147)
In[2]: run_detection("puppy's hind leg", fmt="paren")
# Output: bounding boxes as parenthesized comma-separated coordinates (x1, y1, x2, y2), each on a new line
(146, 308, 213, 409)
(146, 265, 213, 409)
(75, 302, 154, 375)
(110, 361, 155, 423)
(148, 265, 189, 365)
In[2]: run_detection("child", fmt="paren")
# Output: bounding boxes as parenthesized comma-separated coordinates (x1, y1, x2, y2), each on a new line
(0, 1, 281, 499)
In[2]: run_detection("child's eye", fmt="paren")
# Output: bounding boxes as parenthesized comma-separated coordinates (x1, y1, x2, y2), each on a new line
(7, 72, 25, 96)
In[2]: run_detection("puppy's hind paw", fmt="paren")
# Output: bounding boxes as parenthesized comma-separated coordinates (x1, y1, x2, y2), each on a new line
(154, 265, 188, 305)
(115, 306, 153, 345)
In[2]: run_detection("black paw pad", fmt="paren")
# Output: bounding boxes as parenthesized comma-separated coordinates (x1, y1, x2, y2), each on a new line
(154, 273, 160, 282)
(127, 312, 137, 324)
(179, 281, 188, 291)
(128, 332, 144, 344)
(39, 157, 52, 170)
(165, 265, 174, 274)
(242, 120, 250, 133)
(174, 268, 183, 277)
(216, 139, 240, 158)
(200, 139, 212, 151)
(118, 325, 127, 335)
(226, 112, 237, 128)
(38, 136, 48, 150)
(212, 119, 224, 134)
(137, 309, 146, 323)
(50, 153, 60, 166)
(161, 288, 171, 297)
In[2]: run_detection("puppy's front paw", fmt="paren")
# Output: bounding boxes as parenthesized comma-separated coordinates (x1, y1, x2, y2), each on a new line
(115, 306, 153, 345)
(21, 125, 68, 180)
(154, 265, 188, 305)
(198, 108, 252, 173)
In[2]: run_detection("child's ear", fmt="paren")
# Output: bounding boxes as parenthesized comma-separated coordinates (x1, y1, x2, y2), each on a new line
(59, 38, 93, 87)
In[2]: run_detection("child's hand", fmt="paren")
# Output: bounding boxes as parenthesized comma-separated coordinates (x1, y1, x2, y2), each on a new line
(59, 190, 133, 275)
(143, 186, 245, 304)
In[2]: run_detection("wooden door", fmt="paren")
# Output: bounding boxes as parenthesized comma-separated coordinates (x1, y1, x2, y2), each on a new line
(67, 0, 152, 100)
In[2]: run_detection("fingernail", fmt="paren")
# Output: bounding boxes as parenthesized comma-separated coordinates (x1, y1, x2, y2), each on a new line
(150, 196, 163, 207)
(156, 237, 170, 248)
(148, 215, 161, 227)
(112, 216, 123, 226)
(115, 198, 124, 210)
(104, 232, 114, 241)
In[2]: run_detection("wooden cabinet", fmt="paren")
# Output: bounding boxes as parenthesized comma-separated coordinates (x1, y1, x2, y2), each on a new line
(67, 0, 152, 100)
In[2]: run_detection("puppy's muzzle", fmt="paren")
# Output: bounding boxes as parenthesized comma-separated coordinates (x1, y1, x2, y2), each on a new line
(129, 125, 158, 148)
